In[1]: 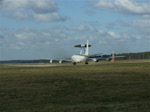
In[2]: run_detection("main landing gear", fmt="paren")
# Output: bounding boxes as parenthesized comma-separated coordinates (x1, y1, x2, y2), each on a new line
(85, 62, 88, 64)
(73, 62, 88, 65)
(73, 62, 76, 65)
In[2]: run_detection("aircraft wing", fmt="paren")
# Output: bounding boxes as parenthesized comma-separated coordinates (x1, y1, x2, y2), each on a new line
(50, 58, 72, 64)
(89, 53, 103, 57)
(113, 56, 126, 58)
(77, 53, 102, 57)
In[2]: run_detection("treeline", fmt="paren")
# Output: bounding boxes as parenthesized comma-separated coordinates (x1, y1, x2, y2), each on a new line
(118, 51, 150, 60)
(0, 59, 50, 64)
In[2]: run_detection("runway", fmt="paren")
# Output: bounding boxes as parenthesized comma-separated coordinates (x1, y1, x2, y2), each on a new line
(3, 63, 72, 67)
(2, 62, 100, 67)
(2, 59, 150, 67)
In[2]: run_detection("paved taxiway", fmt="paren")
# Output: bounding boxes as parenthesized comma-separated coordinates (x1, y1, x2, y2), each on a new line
(2, 62, 100, 67)
(2, 59, 150, 67)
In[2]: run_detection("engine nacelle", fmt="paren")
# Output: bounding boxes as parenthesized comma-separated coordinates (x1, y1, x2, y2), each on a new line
(50, 59, 53, 63)
(59, 60, 62, 63)
(91, 58, 97, 62)
(106, 58, 111, 61)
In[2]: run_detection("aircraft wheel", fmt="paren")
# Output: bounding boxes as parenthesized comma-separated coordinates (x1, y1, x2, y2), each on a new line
(73, 62, 76, 65)
(85, 62, 88, 64)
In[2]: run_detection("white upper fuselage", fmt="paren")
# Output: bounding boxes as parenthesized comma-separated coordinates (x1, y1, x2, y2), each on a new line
(71, 54, 88, 63)
(71, 40, 90, 63)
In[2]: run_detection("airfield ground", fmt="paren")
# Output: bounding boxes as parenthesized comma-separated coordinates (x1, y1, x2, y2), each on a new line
(0, 60, 150, 112)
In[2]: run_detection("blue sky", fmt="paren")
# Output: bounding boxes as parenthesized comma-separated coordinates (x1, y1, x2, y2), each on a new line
(0, 0, 150, 60)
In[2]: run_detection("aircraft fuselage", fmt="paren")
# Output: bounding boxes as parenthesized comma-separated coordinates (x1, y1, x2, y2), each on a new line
(71, 55, 88, 63)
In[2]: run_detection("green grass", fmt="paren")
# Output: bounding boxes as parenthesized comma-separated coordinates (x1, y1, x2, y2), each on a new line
(0, 62, 150, 112)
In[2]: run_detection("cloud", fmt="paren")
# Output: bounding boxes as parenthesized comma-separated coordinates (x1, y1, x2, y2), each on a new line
(1, 24, 148, 51)
(33, 12, 66, 22)
(108, 31, 120, 39)
(1, 24, 149, 60)
(88, 0, 150, 41)
(0, 25, 122, 49)
(132, 19, 150, 28)
(90, 0, 150, 16)
(1, 0, 57, 13)
(131, 19, 150, 37)
(0, 0, 67, 22)
(69, 25, 97, 32)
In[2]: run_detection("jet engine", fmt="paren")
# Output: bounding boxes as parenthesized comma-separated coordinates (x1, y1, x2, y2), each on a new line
(50, 59, 53, 63)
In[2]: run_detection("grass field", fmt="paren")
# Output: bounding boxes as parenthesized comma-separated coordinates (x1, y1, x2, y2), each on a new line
(0, 61, 150, 112)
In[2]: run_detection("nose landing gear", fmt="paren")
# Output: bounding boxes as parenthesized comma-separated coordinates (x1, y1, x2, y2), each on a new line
(73, 62, 76, 65)
(85, 62, 88, 64)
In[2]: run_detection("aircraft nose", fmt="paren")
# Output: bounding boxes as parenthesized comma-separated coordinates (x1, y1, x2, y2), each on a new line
(71, 55, 75, 60)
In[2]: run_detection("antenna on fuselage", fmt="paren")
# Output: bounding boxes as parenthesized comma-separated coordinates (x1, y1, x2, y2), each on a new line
(74, 40, 91, 55)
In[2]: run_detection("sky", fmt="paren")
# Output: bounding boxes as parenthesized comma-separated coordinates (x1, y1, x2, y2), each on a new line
(0, 0, 150, 60)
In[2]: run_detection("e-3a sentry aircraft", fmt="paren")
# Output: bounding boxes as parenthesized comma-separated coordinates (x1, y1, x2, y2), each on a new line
(50, 40, 125, 65)
(50, 40, 100, 65)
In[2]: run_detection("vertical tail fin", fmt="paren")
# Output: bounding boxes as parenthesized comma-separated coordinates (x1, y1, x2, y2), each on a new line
(85, 40, 89, 55)
(111, 51, 115, 62)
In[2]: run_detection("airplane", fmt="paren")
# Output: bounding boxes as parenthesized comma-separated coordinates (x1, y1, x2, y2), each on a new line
(71, 40, 92, 65)
(50, 40, 125, 65)
(50, 40, 100, 65)
(89, 51, 125, 62)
